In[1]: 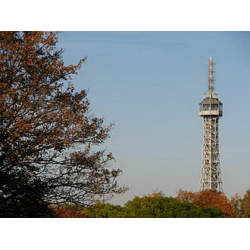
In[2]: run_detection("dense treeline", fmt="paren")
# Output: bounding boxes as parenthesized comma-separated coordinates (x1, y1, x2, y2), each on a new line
(52, 189, 250, 218)
(54, 197, 224, 218)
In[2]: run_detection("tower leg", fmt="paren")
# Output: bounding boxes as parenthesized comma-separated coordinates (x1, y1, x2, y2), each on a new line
(200, 116, 223, 192)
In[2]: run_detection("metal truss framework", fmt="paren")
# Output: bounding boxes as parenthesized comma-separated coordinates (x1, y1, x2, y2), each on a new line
(200, 116, 223, 192)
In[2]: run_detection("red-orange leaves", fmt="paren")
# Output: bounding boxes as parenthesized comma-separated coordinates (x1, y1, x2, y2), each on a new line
(176, 189, 236, 217)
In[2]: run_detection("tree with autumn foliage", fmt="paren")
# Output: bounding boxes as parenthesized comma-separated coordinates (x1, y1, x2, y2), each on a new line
(52, 204, 85, 218)
(0, 31, 127, 217)
(231, 189, 250, 218)
(241, 189, 250, 218)
(176, 189, 236, 218)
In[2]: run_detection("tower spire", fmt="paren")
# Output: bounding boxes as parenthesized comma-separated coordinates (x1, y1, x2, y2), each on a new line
(208, 57, 215, 95)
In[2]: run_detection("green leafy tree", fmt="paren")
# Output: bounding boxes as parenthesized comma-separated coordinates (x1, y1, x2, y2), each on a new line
(81, 203, 125, 218)
(123, 195, 224, 218)
(0, 31, 127, 217)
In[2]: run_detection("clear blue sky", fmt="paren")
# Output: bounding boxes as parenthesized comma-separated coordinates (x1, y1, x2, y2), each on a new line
(57, 32, 250, 205)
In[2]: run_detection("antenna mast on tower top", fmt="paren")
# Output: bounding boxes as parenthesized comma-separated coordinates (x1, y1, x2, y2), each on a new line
(204, 57, 218, 99)
(208, 57, 215, 94)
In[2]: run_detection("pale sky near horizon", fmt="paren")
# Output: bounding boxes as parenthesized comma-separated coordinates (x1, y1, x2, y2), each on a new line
(57, 31, 250, 205)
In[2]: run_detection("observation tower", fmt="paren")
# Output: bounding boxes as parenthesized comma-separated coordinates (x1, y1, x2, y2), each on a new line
(199, 57, 223, 192)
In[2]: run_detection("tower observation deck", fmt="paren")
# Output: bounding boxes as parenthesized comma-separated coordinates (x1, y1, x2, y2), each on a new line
(199, 57, 223, 192)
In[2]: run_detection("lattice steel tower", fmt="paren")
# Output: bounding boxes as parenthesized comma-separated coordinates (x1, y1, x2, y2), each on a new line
(199, 57, 223, 192)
